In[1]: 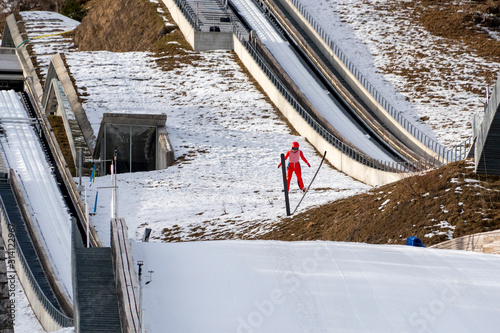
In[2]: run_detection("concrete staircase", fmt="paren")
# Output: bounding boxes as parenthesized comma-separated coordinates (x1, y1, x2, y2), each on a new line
(73, 229, 122, 332)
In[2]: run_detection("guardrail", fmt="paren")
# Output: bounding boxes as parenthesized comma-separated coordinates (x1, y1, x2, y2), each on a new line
(474, 75, 500, 168)
(0, 197, 74, 328)
(287, 0, 472, 162)
(171, 0, 200, 30)
(111, 218, 141, 333)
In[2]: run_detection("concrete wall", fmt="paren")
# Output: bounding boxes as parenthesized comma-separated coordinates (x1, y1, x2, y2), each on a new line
(44, 54, 96, 156)
(431, 230, 500, 254)
(161, 0, 233, 51)
(110, 218, 141, 333)
(193, 31, 233, 51)
(158, 128, 175, 170)
(3, 14, 44, 100)
(276, 0, 438, 161)
(233, 35, 403, 186)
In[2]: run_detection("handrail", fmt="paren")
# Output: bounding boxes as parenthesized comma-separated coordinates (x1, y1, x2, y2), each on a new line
(475, 75, 500, 165)
(0, 196, 73, 328)
(288, 0, 472, 162)
(171, 0, 200, 30)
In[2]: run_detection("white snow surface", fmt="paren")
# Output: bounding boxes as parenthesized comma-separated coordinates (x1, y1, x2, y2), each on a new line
(133, 240, 500, 332)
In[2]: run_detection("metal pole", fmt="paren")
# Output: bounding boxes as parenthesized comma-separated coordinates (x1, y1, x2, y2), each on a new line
(137, 261, 144, 333)
(78, 148, 82, 187)
(85, 186, 89, 247)
(114, 148, 118, 218)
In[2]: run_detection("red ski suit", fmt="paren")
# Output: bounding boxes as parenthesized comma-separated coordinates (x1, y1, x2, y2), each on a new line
(278, 149, 310, 191)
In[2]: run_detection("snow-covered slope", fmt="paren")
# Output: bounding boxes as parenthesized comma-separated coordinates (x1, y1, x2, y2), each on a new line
(133, 240, 500, 332)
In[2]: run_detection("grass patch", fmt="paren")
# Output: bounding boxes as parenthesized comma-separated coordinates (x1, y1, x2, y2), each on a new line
(48, 116, 76, 175)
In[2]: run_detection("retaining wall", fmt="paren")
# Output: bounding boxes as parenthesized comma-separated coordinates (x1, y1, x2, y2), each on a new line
(431, 230, 500, 254)
(161, 0, 233, 51)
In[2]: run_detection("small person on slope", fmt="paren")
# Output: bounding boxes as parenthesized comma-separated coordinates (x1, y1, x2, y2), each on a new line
(278, 141, 311, 192)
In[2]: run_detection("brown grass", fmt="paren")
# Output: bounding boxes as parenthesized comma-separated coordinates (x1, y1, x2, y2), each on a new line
(416, 0, 500, 62)
(48, 115, 76, 175)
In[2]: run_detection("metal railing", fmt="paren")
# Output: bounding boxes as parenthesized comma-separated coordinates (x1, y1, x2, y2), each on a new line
(288, 0, 472, 162)
(171, 0, 200, 30)
(0, 197, 74, 328)
(475, 76, 500, 160)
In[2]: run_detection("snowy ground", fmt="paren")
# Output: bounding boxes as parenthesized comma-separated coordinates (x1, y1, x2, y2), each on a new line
(65, 50, 369, 244)
(6, 0, 500, 331)
(133, 240, 500, 332)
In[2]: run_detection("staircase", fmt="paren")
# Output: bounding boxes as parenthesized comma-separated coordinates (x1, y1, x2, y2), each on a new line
(73, 244, 122, 332)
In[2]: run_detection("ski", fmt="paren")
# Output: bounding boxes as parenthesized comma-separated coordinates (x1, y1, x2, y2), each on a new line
(292, 151, 327, 214)
(280, 153, 291, 216)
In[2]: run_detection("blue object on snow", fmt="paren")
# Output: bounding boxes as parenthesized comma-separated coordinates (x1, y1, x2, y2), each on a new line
(406, 236, 426, 247)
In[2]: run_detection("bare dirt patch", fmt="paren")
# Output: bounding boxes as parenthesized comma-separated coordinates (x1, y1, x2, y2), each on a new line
(416, 0, 500, 63)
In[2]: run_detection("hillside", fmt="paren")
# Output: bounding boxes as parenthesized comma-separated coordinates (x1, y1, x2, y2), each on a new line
(256, 160, 500, 247)
(8, 0, 500, 246)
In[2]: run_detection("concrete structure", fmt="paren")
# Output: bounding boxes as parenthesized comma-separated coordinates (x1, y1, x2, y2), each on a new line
(94, 113, 174, 175)
(431, 230, 500, 255)
(475, 75, 500, 175)
(111, 218, 141, 333)
(161, 0, 248, 51)
(43, 53, 95, 159)
(1, 14, 44, 99)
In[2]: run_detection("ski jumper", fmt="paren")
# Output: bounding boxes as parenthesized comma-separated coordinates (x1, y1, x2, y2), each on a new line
(278, 149, 310, 191)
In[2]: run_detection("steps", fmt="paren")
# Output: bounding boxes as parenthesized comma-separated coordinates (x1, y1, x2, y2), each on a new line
(74, 247, 121, 332)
